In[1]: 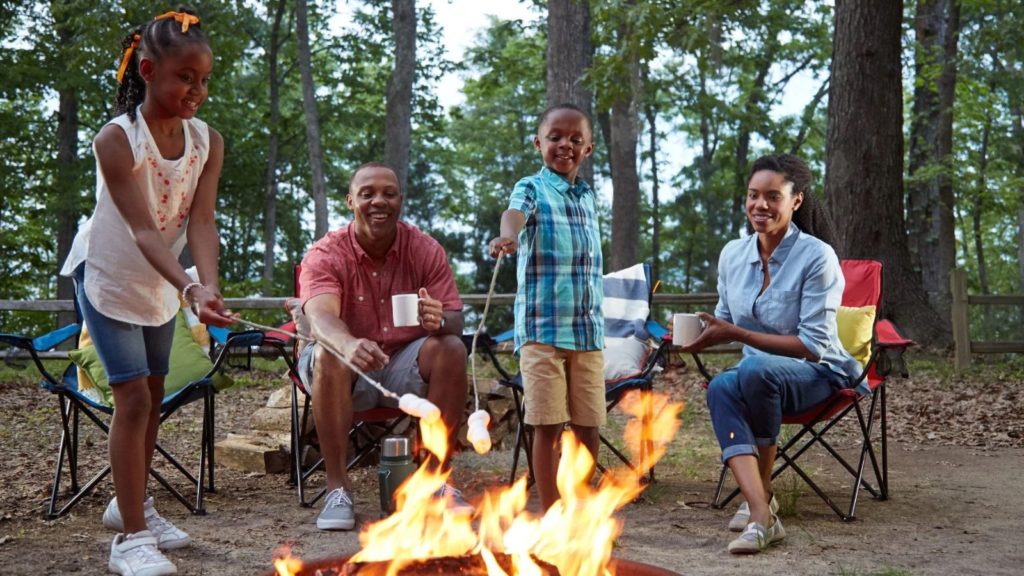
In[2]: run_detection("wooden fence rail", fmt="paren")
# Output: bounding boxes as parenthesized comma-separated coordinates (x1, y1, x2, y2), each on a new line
(950, 268, 1024, 372)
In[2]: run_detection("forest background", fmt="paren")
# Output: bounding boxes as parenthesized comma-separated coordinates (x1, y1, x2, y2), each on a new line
(1, 0, 1022, 350)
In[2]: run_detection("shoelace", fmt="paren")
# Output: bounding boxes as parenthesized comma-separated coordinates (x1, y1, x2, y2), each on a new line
(326, 489, 352, 509)
(147, 512, 174, 534)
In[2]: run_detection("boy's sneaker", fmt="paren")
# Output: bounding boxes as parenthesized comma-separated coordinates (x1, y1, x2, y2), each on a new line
(727, 514, 786, 555)
(317, 488, 356, 530)
(728, 495, 779, 532)
(108, 531, 177, 576)
(103, 496, 191, 550)
(433, 483, 474, 516)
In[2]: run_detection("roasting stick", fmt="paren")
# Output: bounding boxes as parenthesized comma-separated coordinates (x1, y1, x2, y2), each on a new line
(465, 252, 506, 455)
(234, 318, 440, 421)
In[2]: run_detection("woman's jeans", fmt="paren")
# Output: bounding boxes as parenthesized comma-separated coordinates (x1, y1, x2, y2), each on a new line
(706, 354, 848, 463)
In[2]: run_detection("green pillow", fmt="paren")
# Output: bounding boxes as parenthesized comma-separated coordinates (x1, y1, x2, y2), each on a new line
(69, 312, 232, 406)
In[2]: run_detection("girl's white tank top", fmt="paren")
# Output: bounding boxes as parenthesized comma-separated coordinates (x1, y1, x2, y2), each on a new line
(61, 108, 211, 326)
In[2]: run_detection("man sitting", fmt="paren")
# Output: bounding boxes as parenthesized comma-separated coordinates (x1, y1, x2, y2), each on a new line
(297, 162, 470, 530)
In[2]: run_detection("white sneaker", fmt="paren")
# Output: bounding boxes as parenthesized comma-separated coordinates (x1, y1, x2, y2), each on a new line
(108, 531, 177, 576)
(727, 514, 786, 555)
(103, 497, 191, 550)
(728, 495, 779, 532)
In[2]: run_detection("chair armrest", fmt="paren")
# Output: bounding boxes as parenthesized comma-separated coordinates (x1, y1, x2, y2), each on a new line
(1, 323, 81, 387)
(874, 319, 914, 349)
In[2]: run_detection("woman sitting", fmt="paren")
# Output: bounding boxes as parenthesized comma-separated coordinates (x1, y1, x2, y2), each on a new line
(682, 154, 862, 554)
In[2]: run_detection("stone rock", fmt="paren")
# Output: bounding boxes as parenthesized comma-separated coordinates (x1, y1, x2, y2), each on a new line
(215, 433, 290, 474)
(265, 385, 293, 409)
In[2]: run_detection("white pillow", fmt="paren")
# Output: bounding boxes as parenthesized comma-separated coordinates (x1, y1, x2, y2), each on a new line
(604, 336, 649, 382)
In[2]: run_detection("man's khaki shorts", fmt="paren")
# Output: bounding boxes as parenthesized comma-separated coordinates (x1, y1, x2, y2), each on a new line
(519, 343, 606, 427)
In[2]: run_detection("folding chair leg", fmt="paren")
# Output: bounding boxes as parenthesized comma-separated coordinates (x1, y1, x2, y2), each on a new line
(712, 464, 731, 509)
(508, 387, 534, 486)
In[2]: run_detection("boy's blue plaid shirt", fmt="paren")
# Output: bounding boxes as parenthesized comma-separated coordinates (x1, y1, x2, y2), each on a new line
(508, 167, 604, 354)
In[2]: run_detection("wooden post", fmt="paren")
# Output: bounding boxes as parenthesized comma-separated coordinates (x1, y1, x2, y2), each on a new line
(950, 268, 970, 372)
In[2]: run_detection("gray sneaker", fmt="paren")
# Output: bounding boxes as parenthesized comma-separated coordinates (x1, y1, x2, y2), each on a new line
(728, 495, 779, 532)
(433, 483, 474, 516)
(727, 514, 786, 554)
(317, 488, 356, 530)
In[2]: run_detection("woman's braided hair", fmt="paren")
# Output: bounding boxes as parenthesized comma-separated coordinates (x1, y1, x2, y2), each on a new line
(115, 7, 207, 122)
(747, 153, 840, 252)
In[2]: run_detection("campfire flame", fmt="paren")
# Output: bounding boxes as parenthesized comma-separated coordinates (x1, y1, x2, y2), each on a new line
(274, 390, 682, 576)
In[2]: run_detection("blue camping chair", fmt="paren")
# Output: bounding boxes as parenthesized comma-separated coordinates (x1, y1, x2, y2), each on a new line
(470, 263, 671, 485)
(0, 312, 265, 518)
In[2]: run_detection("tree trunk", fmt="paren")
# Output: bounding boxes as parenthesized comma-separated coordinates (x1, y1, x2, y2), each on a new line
(608, 51, 641, 271)
(385, 0, 415, 195)
(642, 66, 661, 284)
(546, 0, 593, 185)
(972, 115, 990, 294)
(906, 0, 960, 325)
(262, 0, 287, 295)
(296, 0, 328, 239)
(54, 12, 79, 330)
(825, 0, 950, 347)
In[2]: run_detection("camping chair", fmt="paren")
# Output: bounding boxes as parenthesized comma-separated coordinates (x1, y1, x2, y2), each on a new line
(0, 309, 262, 518)
(473, 263, 672, 485)
(695, 259, 913, 521)
(278, 264, 412, 507)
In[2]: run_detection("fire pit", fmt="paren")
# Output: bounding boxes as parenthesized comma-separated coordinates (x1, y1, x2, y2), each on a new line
(273, 392, 683, 576)
(268, 553, 680, 575)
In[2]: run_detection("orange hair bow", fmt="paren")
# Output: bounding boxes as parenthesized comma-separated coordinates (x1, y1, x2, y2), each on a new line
(153, 10, 200, 33)
(116, 34, 141, 84)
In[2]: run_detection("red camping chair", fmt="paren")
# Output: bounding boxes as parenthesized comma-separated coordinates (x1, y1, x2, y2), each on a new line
(693, 259, 913, 521)
(280, 264, 411, 507)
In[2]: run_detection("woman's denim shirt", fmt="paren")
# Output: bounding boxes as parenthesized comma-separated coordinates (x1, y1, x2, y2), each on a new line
(715, 224, 864, 390)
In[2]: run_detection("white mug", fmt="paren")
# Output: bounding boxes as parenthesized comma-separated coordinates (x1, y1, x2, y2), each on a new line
(392, 293, 420, 327)
(672, 313, 704, 346)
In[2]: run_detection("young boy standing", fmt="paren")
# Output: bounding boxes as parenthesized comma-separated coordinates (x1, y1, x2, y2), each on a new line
(489, 103, 605, 510)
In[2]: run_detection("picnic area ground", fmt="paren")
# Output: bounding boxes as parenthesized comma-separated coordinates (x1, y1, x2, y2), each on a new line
(0, 354, 1021, 575)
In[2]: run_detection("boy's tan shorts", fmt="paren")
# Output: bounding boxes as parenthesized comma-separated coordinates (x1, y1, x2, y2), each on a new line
(519, 343, 606, 427)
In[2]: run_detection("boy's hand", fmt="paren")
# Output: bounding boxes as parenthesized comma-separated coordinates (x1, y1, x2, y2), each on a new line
(489, 236, 518, 258)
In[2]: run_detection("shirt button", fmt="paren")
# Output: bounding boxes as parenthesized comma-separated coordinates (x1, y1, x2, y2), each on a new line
(358, 296, 363, 302)
(383, 327, 389, 332)
(372, 272, 378, 277)
(380, 299, 385, 303)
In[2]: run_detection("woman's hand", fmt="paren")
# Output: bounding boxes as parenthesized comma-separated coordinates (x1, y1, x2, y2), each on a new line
(193, 286, 237, 328)
(679, 312, 743, 352)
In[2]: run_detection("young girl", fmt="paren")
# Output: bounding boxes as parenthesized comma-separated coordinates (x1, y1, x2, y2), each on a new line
(59, 9, 234, 575)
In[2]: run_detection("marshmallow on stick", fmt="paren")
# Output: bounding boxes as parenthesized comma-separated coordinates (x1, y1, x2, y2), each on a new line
(398, 393, 441, 422)
(466, 409, 492, 454)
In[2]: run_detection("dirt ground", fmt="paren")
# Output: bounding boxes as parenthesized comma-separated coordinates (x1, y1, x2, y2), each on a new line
(0, 357, 1022, 575)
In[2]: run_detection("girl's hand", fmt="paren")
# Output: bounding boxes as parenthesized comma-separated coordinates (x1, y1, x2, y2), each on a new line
(193, 286, 236, 328)
(679, 312, 742, 352)
(489, 236, 518, 258)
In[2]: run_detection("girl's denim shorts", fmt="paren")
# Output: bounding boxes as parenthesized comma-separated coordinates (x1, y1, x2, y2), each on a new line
(73, 264, 175, 385)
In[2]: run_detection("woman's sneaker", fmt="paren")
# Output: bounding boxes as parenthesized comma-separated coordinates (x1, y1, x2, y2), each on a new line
(728, 495, 779, 532)
(317, 488, 356, 530)
(108, 531, 177, 576)
(103, 497, 191, 550)
(727, 514, 786, 555)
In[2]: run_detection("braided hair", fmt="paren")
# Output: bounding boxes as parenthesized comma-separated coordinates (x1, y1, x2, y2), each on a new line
(747, 154, 840, 252)
(115, 7, 208, 122)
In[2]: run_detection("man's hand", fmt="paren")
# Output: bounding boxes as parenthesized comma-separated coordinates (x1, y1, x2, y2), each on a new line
(340, 337, 389, 373)
(418, 287, 444, 333)
(489, 236, 518, 258)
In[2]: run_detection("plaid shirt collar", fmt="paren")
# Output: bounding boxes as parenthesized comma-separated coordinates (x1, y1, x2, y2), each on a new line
(539, 166, 594, 199)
